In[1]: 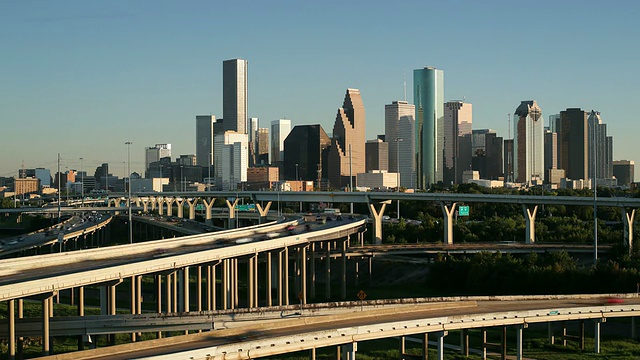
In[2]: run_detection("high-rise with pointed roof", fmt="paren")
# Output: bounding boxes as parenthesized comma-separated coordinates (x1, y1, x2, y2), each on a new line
(327, 89, 366, 189)
(514, 100, 544, 183)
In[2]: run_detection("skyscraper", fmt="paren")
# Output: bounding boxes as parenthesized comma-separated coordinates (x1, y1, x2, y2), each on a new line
(223, 58, 248, 134)
(557, 108, 588, 181)
(214, 131, 248, 190)
(414, 66, 444, 188)
(247, 117, 259, 166)
(196, 115, 217, 169)
(256, 128, 270, 165)
(443, 101, 472, 185)
(514, 101, 544, 183)
(471, 129, 503, 180)
(613, 160, 634, 186)
(145, 144, 171, 177)
(271, 119, 291, 165)
(328, 88, 366, 189)
(365, 139, 388, 172)
(385, 100, 416, 188)
(588, 110, 613, 182)
(283, 124, 331, 181)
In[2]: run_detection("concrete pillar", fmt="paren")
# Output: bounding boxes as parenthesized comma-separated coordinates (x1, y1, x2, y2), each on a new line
(516, 325, 524, 360)
(309, 348, 316, 360)
(17, 299, 23, 359)
(595, 319, 605, 354)
(173, 271, 178, 313)
(197, 265, 202, 312)
(460, 328, 469, 356)
(422, 332, 429, 360)
(341, 239, 347, 299)
(325, 244, 331, 299)
(226, 198, 239, 229)
(42, 296, 51, 356)
(440, 202, 457, 245)
(354, 258, 359, 287)
(157, 196, 164, 215)
(284, 247, 289, 305)
(436, 331, 448, 360)
(141, 198, 149, 213)
(301, 245, 307, 305)
(624, 208, 636, 255)
(222, 259, 229, 309)
(310, 243, 316, 299)
(548, 322, 554, 345)
(176, 198, 185, 218)
(211, 263, 217, 311)
(113, 198, 122, 208)
(130, 277, 137, 342)
(522, 204, 538, 244)
(562, 322, 567, 347)
(166, 273, 173, 313)
(182, 266, 190, 312)
(8, 299, 15, 360)
(255, 202, 272, 223)
(203, 198, 215, 225)
(341, 342, 357, 360)
(579, 320, 585, 350)
(165, 197, 175, 216)
(278, 250, 283, 306)
(234, 258, 240, 309)
(266, 252, 273, 306)
(501, 326, 507, 359)
(187, 198, 198, 220)
(368, 200, 391, 245)
(399, 336, 405, 359)
(248, 255, 255, 308)
(482, 328, 487, 360)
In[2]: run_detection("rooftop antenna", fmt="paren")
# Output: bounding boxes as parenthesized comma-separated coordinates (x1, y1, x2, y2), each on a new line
(403, 70, 407, 101)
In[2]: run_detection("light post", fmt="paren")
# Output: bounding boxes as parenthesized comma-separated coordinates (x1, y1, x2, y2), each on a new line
(395, 138, 403, 219)
(125, 141, 133, 244)
(592, 123, 598, 265)
(79, 157, 84, 207)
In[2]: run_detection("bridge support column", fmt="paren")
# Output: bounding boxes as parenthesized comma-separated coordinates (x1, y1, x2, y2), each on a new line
(222, 259, 229, 309)
(248, 255, 255, 308)
(17, 299, 23, 359)
(42, 294, 53, 356)
(399, 336, 405, 359)
(548, 322, 554, 345)
(284, 248, 290, 305)
(182, 267, 190, 313)
(624, 208, 635, 255)
(594, 318, 605, 353)
(309, 347, 316, 360)
(8, 299, 15, 360)
(422, 332, 429, 360)
(141, 198, 149, 213)
(310, 243, 316, 300)
(157, 197, 164, 216)
(460, 328, 469, 356)
(516, 324, 527, 360)
(77, 286, 84, 350)
(301, 245, 307, 305)
(341, 342, 357, 360)
(325, 244, 331, 300)
(130, 277, 137, 342)
(522, 205, 538, 244)
(165, 197, 175, 216)
(368, 200, 391, 245)
(196, 266, 202, 312)
(155, 275, 162, 338)
(255, 202, 272, 224)
(187, 198, 198, 220)
(226, 198, 239, 229)
(266, 252, 273, 307)
(166, 272, 173, 313)
(277, 250, 284, 306)
(176, 198, 185, 218)
(203, 198, 215, 225)
(341, 239, 347, 300)
(436, 331, 448, 360)
(440, 203, 457, 245)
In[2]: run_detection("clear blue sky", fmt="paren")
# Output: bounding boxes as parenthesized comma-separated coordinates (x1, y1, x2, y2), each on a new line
(2, 1, 639, 179)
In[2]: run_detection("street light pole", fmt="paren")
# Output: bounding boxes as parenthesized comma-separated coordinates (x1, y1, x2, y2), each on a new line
(125, 141, 133, 244)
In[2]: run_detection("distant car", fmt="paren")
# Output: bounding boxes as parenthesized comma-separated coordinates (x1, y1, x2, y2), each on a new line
(286, 225, 296, 231)
(606, 297, 624, 304)
(235, 237, 252, 244)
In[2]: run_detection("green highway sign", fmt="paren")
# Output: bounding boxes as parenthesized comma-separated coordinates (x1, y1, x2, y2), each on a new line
(458, 205, 470, 216)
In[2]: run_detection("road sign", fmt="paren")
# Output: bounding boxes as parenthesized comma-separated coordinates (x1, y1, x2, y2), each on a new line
(458, 205, 470, 216)
(357, 290, 367, 301)
(235, 204, 256, 212)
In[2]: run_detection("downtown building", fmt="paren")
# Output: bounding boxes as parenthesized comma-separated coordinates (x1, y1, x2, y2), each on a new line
(385, 100, 415, 189)
(471, 129, 503, 180)
(283, 124, 331, 183)
(222, 58, 248, 134)
(271, 119, 292, 166)
(214, 131, 248, 190)
(414, 66, 444, 188)
(327, 89, 366, 189)
(195, 115, 220, 171)
(514, 101, 545, 184)
(256, 128, 270, 165)
(145, 144, 171, 178)
(557, 108, 589, 181)
(443, 101, 472, 185)
(365, 138, 388, 173)
(588, 110, 614, 184)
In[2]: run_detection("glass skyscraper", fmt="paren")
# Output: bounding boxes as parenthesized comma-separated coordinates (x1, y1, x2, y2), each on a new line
(222, 58, 248, 134)
(413, 66, 444, 188)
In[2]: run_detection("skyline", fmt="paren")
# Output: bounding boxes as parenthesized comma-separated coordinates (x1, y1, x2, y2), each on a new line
(2, 1, 639, 178)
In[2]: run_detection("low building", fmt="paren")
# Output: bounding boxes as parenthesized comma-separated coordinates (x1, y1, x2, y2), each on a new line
(356, 170, 398, 190)
(14, 177, 40, 196)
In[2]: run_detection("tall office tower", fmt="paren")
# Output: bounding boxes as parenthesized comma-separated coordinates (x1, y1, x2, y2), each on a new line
(549, 114, 560, 133)
(414, 66, 444, 188)
(365, 139, 389, 172)
(327, 88, 366, 189)
(557, 108, 588, 181)
(588, 110, 613, 182)
(544, 129, 558, 171)
(283, 124, 331, 181)
(471, 129, 503, 180)
(247, 117, 259, 166)
(270, 119, 291, 164)
(214, 131, 248, 190)
(613, 160, 634, 186)
(514, 101, 544, 183)
(196, 115, 217, 170)
(443, 101, 472, 185)
(503, 139, 514, 182)
(385, 100, 416, 188)
(145, 144, 171, 177)
(94, 163, 109, 189)
(223, 58, 248, 134)
(256, 128, 270, 165)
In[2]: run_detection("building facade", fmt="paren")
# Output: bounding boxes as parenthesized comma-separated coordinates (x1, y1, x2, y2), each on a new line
(256, 128, 270, 165)
(365, 139, 389, 172)
(283, 124, 331, 182)
(196, 115, 217, 169)
(385, 100, 416, 189)
(214, 131, 248, 190)
(443, 101, 472, 185)
(558, 108, 588, 181)
(471, 129, 503, 180)
(271, 119, 292, 165)
(327, 88, 366, 189)
(588, 110, 614, 182)
(222, 58, 248, 134)
(145, 144, 171, 177)
(613, 160, 634, 186)
(414, 66, 444, 188)
(514, 101, 544, 183)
